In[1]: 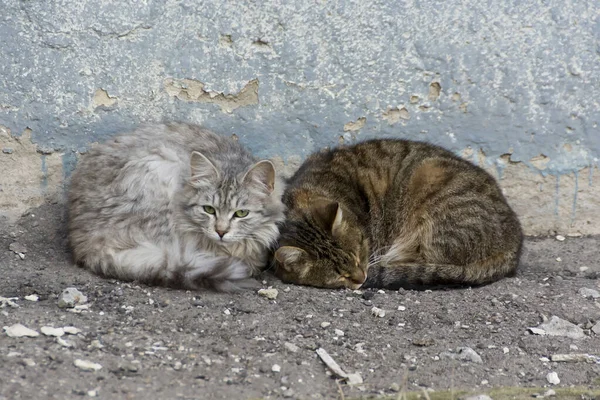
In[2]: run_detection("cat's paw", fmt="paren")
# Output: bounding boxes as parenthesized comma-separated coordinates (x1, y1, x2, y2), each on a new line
(184, 257, 257, 292)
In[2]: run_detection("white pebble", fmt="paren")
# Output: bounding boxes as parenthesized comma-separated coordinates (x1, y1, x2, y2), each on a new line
(377, 290, 385, 294)
(22, 358, 36, 367)
(3, 324, 39, 338)
(41, 326, 65, 337)
(87, 390, 98, 397)
(63, 326, 81, 335)
(334, 329, 345, 337)
(74, 359, 102, 372)
(480, 379, 489, 385)
(555, 235, 565, 241)
(57, 337, 73, 348)
(321, 322, 331, 328)
(397, 305, 406, 311)
(271, 364, 281, 373)
(556, 257, 562, 262)
(580, 266, 589, 272)
(283, 287, 291, 293)
(503, 347, 509, 354)
(371, 307, 385, 318)
(24, 294, 39, 302)
(223, 308, 231, 315)
(284, 342, 299, 353)
(546, 371, 560, 385)
(58, 287, 88, 308)
(257, 288, 279, 300)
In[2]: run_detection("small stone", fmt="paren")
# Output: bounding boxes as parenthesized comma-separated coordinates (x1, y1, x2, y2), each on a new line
(2, 147, 13, 154)
(536, 316, 585, 340)
(282, 388, 295, 398)
(3, 324, 39, 338)
(41, 326, 65, 337)
(390, 383, 401, 392)
(334, 329, 345, 337)
(284, 342, 299, 353)
(74, 359, 102, 372)
(412, 337, 435, 347)
(8, 242, 27, 254)
(346, 372, 363, 385)
(361, 291, 375, 300)
(57, 337, 73, 348)
(173, 361, 182, 371)
(377, 289, 385, 294)
(546, 371, 560, 385)
(397, 305, 406, 311)
(480, 379, 489, 385)
(528, 327, 547, 336)
(440, 347, 482, 363)
(0, 296, 19, 308)
(320, 321, 331, 328)
(371, 307, 385, 318)
(503, 347, 509, 354)
(550, 353, 599, 363)
(556, 257, 562, 262)
(592, 322, 600, 335)
(87, 389, 98, 397)
(58, 288, 88, 308)
(24, 294, 39, 302)
(258, 288, 279, 300)
(579, 287, 600, 299)
(283, 287, 291, 293)
(22, 358, 36, 367)
(18, 253, 25, 260)
(271, 364, 281, 373)
(464, 396, 493, 400)
(223, 308, 231, 315)
(555, 235, 565, 241)
(63, 326, 81, 335)
(544, 389, 556, 397)
(579, 266, 589, 272)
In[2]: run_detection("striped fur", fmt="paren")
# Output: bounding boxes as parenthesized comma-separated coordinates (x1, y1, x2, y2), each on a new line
(274, 139, 523, 290)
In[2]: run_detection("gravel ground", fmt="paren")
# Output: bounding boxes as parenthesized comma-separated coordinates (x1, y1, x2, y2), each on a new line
(1, 204, 599, 400)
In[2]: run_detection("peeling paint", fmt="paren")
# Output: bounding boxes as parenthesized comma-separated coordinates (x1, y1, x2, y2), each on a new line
(428, 82, 441, 101)
(382, 107, 410, 124)
(343, 117, 366, 132)
(91, 89, 117, 109)
(164, 78, 259, 113)
(0, 126, 63, 222)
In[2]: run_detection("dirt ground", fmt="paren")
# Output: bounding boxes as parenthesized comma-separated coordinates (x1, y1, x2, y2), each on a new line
(1, 203, 599, 400)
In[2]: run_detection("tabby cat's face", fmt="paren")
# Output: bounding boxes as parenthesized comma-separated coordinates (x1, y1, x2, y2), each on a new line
(274, 201, 369, 289)
(183, 152, 278, 245)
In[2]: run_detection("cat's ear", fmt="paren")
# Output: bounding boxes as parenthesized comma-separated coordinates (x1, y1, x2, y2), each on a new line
(274, 246, 308, 271)
(190, 151, 219, 186)
(311, 200, 344, 236)
(242, 160, 275, 194)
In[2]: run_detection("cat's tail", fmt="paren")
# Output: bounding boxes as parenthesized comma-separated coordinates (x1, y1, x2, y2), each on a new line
(362, 252, 519, 290)
(75, 242, 258, 292)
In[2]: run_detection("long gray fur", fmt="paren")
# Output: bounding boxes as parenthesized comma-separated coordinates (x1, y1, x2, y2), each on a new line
(68, 123, 285, 291)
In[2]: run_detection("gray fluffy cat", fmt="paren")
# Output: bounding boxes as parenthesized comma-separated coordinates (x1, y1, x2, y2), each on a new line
(68, 123, 285, 291)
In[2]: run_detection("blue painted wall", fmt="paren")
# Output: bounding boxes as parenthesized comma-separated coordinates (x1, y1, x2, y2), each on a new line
(0, 0, 598, 176)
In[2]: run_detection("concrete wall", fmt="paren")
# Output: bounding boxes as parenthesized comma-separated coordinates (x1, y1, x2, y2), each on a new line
(1, 0, 599, 235)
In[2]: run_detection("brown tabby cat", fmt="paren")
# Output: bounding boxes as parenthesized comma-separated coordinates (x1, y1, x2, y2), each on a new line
(274, 139, 523, 290)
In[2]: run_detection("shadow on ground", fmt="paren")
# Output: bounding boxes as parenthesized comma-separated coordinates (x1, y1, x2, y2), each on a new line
(1, 204, 599, 399)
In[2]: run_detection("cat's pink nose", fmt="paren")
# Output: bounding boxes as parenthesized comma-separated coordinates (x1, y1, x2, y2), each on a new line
(216, 229, 228, 238)
(351, 270, 367, 285)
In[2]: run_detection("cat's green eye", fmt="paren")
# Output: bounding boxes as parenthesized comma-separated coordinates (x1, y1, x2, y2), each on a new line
(203, 205, 216, 215)
(234, 209, 249, 218)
